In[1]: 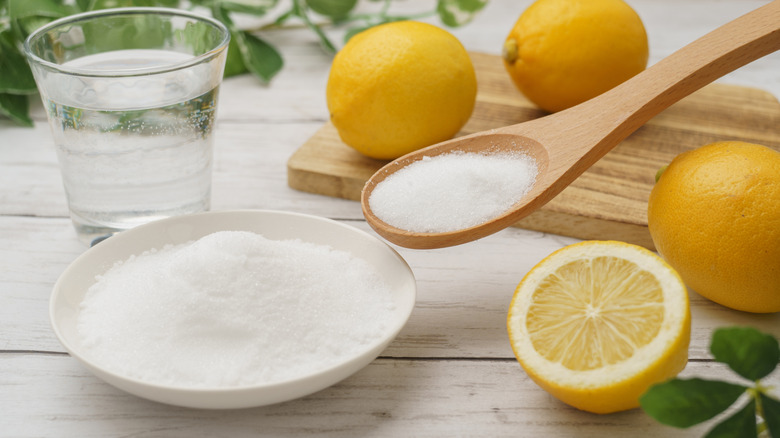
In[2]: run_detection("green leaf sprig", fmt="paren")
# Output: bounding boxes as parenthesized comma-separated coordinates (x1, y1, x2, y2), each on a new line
(0, 0, 487, 127)
(640, 326, 780, 438)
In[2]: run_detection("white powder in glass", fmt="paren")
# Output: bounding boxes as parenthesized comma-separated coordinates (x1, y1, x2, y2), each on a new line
(77, 231, 397, 388)
(368, 151, 538, 233)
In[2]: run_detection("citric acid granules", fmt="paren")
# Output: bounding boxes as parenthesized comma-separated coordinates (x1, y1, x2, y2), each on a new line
(369, 151, 538, 233)
(77, 231, 396, 388)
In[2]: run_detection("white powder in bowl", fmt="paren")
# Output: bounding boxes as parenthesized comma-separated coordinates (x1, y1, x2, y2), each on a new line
(77, 231, 397, 388)
(368, 151, 538, 233)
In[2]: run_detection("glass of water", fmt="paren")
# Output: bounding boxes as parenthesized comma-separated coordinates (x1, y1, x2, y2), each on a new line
(24, 8, 230, 245)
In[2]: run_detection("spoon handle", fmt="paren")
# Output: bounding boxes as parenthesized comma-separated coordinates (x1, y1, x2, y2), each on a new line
(614, 0, 780, 130)
(361, 1, 780, 250)
(534, 0, 780, 162)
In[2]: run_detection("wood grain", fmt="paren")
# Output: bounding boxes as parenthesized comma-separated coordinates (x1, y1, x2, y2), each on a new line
(4, 2, 780, 434)
(287, 52, 780, 250)
(2, 353, 769, 438)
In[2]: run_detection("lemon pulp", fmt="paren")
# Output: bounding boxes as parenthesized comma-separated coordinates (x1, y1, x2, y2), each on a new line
(527, 256, 664, 371)
(508, 241, 690, 414)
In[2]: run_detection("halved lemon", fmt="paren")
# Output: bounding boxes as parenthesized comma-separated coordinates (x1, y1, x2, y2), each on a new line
(507, 241, 690, 414)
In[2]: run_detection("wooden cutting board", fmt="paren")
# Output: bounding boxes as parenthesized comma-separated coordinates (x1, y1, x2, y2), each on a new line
(287, 52, 780, 250)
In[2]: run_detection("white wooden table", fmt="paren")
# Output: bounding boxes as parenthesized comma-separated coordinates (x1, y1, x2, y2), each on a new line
(2, 1, 779, 436)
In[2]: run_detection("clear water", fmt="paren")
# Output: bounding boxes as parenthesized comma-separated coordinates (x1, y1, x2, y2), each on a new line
(43, 50, 219, 245)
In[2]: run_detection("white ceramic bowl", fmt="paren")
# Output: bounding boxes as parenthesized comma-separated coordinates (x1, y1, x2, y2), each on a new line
(50, 210, 416, 409)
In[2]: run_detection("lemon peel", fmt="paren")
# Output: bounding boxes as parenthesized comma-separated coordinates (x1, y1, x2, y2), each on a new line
(508, 240, 690, 414)
(502, 0, 648, 112)
(648, 141, 780, 313)
(326, 21, 477, 160)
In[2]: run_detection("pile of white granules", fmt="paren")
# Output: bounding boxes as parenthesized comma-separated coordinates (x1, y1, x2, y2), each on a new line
(77, 231, 397, 388)
(368, 151, 538, 233)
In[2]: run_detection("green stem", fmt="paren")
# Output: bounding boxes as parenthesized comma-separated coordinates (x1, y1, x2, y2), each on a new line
(208, 0, 439, 34)
(291, 0, 336, 53)
(347, 10, 437, 24)
(750, 382, 769, 437)
(254, 21, 328, 31)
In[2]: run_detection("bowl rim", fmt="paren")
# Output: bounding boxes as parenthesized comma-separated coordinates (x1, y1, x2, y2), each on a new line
(49, 209, 417, 403)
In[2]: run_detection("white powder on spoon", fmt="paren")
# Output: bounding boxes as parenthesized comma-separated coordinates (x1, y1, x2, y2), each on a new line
(77, 231, 396, 388)
(368, 151, 538, 233)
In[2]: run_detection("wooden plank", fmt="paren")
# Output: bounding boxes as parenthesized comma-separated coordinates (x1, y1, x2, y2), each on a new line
(4, 353, 773, 437)
(3, 216, 778, 359)
(287, 52, 780, 250)
(3, 3, 780, 436)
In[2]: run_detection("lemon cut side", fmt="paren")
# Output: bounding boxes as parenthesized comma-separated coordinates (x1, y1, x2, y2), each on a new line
(507, 241, 690, 414)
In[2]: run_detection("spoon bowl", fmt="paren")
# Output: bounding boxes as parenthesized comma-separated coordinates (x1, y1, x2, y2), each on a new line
(362, 0, 780, 249)
(362, 132, 550, 248)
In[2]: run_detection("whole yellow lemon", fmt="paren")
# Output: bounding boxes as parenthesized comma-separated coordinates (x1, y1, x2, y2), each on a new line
(502, 0, 648, 113)
(326, 21, 477, 160)
(648, 142, 780, 313)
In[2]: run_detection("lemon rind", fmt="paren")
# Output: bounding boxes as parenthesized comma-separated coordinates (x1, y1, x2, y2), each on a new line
(507, 241, 689, 389)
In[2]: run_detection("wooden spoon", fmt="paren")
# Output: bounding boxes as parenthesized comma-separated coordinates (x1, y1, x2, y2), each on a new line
(361, 0, 780, 250)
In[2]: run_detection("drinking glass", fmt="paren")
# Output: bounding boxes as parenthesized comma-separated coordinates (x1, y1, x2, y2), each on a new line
(24, 8, 230, 245)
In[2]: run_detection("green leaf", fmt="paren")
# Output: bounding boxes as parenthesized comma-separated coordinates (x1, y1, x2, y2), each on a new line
(302, 16, 336, 53)
(9, 0, 76, 38)
(194, 5, 241, 77)
(88, 0, 180, 9)
(272, 8, 294, 26)
(211, 3, 235, 27)
(151, 0, 180, 7)
(9, 0, 70, 20)
(0, 92, 33, 126)
(223, 30, 247, 77)
(711, 327, 780, 381)
(234, 30, 283, 82)
(704, 399, 757, 438)
(762, 393, 780, 438)
(10, 16, 51, 41)
(75, 0, 94, 11)
(305, 0, 357, 20)
(173, 15, 227, 57)
(0, 29, 37, 94)
(640, 378, 748, 428)
(218, 0, 278, 16)
(80, 13, 172, 53)
(436, 0, 487, 27)
(294, 0, 336, 53)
